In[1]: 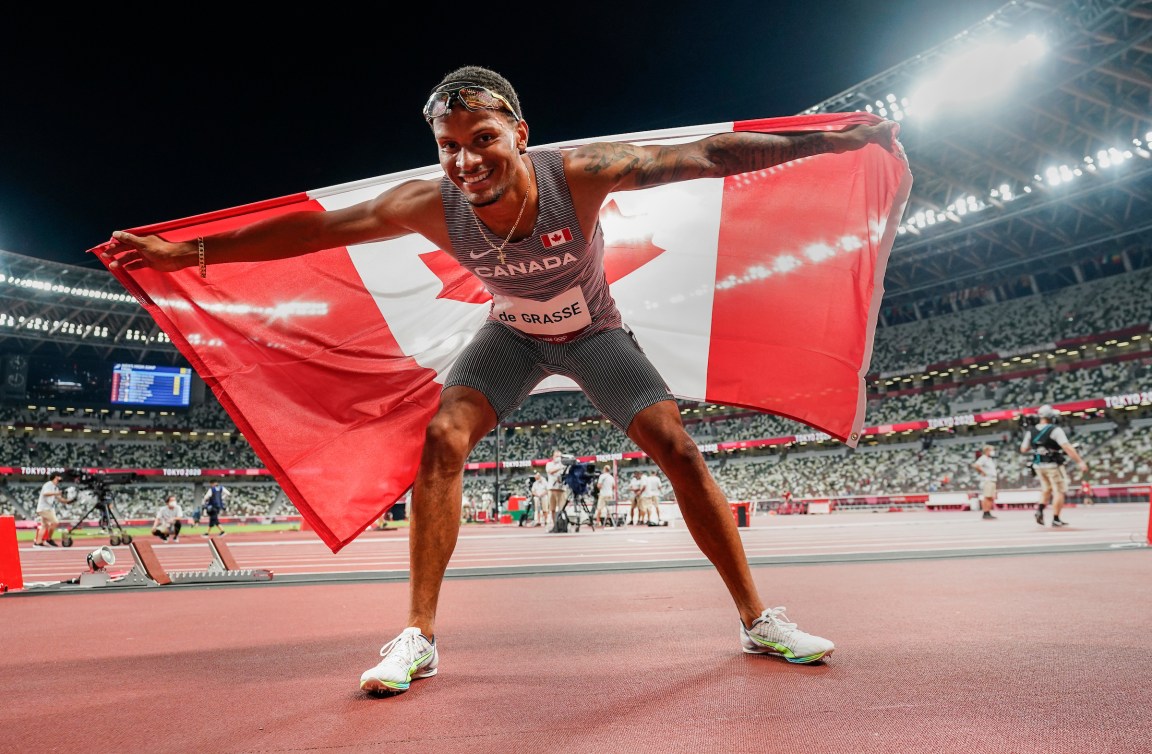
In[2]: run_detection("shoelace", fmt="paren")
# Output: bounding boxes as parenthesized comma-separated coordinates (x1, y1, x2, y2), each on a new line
(756, 606, 799, 637)
(378, 630, 426, 665)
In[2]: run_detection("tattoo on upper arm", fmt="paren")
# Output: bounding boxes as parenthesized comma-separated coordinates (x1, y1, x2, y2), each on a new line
(580, 132, 835, 189)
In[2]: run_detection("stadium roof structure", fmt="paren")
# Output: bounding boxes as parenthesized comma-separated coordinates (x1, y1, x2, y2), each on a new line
(804, 0, 1152, 308)
(0, 249, 178, 362)
(1, 0, 1150, 363)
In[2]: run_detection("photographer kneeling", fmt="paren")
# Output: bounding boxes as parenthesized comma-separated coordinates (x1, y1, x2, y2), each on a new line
(152, 495, 186, 543)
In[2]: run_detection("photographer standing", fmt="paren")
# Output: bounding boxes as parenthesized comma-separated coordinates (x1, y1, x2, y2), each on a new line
(32, 471, 64, 548)
(202, 481, 231, 536)
(152, 495, 186, 543)
(1020, 405, 1088, 527)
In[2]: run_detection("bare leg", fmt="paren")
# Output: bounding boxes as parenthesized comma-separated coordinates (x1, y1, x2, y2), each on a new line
(628, 401, 764, 627)
(407, 386, 497, 640)
(1052, 489, 1065, 519)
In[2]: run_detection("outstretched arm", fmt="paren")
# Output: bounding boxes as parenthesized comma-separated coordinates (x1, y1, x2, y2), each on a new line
(98, 178, 440, 273)
(571, 121, 900, 193)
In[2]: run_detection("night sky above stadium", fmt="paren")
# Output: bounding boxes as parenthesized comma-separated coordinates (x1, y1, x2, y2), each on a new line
(2, 1, 1005, 268)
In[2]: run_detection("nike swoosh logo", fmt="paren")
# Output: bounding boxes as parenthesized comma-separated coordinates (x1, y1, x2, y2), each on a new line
(469, 249, 494, 259)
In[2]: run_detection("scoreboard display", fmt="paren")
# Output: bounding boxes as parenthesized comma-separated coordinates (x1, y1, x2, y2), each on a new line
(111, 363, 193, 407)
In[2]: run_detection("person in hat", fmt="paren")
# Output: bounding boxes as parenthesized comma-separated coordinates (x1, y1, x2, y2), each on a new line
(1020, 404, 1088, 526)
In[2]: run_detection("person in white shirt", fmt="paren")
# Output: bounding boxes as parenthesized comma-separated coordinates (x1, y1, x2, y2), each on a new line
(152, 495, 186, 543)
(970, 445, 999, 520)
(529, 472, 548, 527)
(641, 471, 663, 525)
(33, 471, 65, 548)
(627, 471, 645, 525)
(594, 465, 616, 526)
(481, 490, 496, 522)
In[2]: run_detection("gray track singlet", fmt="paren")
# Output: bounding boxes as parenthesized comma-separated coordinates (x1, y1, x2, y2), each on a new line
(440, 148, 622, 343)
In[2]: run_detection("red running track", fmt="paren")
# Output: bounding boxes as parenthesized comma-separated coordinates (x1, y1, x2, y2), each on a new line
(13, 505, 1150, 585)
(2, 505, 1150, 754)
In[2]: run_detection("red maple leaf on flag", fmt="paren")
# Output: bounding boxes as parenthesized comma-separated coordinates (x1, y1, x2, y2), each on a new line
(420, 199, 666, 302)
(598, 199, 667, 283)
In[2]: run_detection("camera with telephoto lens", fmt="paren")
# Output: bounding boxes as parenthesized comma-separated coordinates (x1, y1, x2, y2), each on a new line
(61, 469, 138, 504)
(563, 461, 600, 497)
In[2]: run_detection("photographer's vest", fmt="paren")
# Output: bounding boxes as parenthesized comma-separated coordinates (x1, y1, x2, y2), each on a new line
(440, 148, 622, 344)
(206, 486, 226, 511)
(1030, 424, 1066, 468)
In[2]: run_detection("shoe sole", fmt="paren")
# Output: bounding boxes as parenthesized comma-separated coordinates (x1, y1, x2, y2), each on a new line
(742, 644, 834, 663)
(360, 679, 407, 695)
(741, 636, 833, 663)
(360, 667, 437, 695)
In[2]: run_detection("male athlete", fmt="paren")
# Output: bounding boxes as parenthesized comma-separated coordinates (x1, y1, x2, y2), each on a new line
(104, 65, 900, 694)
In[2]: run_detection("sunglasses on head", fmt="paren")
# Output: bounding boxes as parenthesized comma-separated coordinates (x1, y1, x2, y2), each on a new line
(423, 83, 520, 122)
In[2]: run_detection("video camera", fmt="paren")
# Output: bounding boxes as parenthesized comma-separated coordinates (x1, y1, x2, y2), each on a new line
(563, 462, 599, 498)
(61, 469, 138, 504)
(1018, 413, 1040, 429)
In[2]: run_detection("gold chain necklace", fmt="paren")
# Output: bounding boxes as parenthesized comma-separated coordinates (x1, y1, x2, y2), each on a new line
(471, 170, 531, 265)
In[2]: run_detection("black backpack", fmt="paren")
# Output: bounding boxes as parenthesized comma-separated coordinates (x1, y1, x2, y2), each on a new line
(552, 509, 569, 533)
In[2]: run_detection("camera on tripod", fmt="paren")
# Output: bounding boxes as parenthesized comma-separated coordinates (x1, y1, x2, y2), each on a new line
(57, 469, 139, 548)
(61, 469, 100, 500)
(562, 461, 599, 498)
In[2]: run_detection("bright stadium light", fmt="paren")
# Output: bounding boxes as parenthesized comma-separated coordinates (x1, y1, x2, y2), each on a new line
(907, 33, 1048, 120)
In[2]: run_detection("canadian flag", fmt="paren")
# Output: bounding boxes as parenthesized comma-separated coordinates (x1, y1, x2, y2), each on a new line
(541, 227, 573, 248)
(91, 112, 911, 553)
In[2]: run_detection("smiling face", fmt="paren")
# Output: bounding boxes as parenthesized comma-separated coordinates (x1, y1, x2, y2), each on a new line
(431, 107, 528, 209)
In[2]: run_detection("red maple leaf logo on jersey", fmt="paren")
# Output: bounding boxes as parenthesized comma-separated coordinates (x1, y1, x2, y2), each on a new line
(420, 200, 665, 302)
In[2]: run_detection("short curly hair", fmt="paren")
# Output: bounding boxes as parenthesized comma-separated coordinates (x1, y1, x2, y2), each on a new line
(429, 65, 522, 122)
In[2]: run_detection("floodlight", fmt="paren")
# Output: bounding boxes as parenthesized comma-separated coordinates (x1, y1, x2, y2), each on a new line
(908, 33, 1048, 119)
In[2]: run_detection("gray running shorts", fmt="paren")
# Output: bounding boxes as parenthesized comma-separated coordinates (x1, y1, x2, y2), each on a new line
(443, 321, 673, 433)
